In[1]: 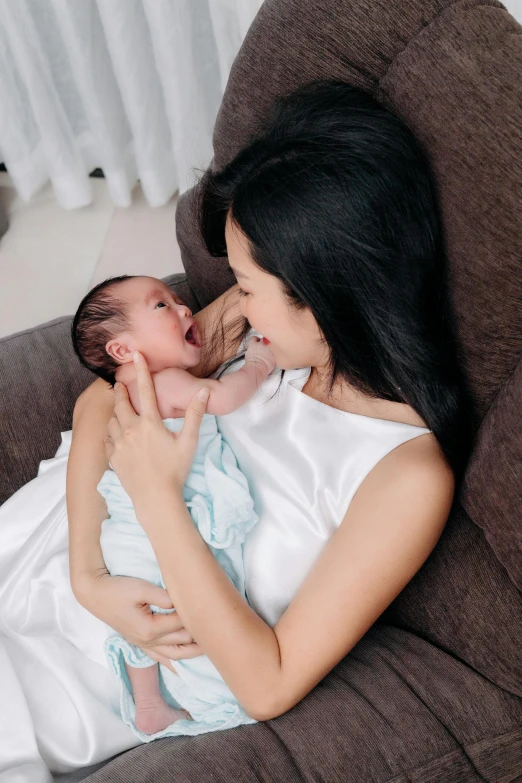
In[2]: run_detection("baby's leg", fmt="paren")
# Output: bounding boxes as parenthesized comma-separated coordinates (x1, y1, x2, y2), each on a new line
(125, 662, 192, 734)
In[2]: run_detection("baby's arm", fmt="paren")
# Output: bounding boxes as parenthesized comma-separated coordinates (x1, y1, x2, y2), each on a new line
(153, 336, 276, 417)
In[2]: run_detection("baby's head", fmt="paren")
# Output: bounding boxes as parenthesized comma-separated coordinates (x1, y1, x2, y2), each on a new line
(71, 275, 201, 386)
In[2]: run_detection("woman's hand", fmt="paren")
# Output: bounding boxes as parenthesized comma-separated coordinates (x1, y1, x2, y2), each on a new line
(74, 569, 203, 672)
(104, 351, 210, 511)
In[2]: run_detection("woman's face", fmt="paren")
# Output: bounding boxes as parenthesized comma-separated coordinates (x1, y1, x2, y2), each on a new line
(225, 214, 327, 371)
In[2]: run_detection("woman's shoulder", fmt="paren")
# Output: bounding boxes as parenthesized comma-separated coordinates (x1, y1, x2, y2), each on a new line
(381, 431, 453, 489)
(352, 432, 455, 530)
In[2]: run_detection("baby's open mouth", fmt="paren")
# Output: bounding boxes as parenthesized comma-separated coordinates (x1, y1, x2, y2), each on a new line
(184, 323, 200, 347)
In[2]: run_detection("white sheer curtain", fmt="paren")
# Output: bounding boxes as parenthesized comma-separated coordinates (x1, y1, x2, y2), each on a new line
(0, 0, 264, 208)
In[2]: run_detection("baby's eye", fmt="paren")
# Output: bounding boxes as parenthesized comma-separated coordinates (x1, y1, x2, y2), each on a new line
(238, 289, 249, 298)
(155, 301, 168, 308)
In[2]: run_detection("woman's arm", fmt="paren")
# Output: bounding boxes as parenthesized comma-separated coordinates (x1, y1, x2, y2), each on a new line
(137, 435, 453, 721)
(67, 377, 114, 593)
(107, 354, 454, 722)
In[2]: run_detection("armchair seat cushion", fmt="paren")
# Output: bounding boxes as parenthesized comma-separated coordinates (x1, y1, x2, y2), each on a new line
(65, 621, 522, 783)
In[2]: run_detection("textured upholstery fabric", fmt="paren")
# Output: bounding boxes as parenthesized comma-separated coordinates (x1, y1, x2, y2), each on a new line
(3, 0, 522, 781)
(461, 357, 522, 592)
(0, 274, 197, 506)
(76, 623, 522, 783)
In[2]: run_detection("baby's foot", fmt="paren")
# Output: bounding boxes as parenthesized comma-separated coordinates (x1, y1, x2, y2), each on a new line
(134, 698, 192, 735)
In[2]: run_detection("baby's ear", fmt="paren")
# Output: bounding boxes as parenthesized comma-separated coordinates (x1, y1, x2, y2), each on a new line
(105, 338, 133, 364)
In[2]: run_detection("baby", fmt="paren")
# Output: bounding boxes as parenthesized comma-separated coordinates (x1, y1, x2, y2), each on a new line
(71, 274, 275, 739)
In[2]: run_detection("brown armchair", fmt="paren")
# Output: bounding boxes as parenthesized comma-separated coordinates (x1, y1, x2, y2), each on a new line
(2, 1, 521, 781)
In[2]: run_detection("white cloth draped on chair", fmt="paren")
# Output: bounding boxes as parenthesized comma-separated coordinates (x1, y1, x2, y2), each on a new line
(0, 0, 264, 209)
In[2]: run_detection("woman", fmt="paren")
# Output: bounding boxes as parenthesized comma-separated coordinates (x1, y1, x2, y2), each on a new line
(0, 80, 472, 778)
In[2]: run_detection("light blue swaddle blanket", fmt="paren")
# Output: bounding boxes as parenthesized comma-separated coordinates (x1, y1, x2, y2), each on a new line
(97, 412, 259, 742)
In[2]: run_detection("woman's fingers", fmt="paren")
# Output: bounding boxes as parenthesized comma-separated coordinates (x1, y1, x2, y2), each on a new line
(107, 414, 121, 441)
(148, 631, 195, 646)
(132, 351, 162, 421)
(142, 643, 203, 672)
(152, 642, 202, 659)
(140, 584, 175, 612)
(112, 379, 137, 430)
(149, 628, 194, 645)
(145, 609, 187, 640)
(179, 387, 210, 448)
(144, 643, 203, 665)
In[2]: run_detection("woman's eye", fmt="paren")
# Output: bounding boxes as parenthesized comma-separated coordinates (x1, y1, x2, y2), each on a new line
(238, 289, 249, 298)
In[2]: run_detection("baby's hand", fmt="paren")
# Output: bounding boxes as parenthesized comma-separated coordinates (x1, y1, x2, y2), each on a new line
(245, 336, 276, 373)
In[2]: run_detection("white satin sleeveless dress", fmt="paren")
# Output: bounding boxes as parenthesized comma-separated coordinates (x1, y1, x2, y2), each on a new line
(215, 345, 432, 627)
(0, 339, 431, 781)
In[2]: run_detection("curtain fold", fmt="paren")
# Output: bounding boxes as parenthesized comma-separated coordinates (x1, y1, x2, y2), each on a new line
(0, 0, 263, 208)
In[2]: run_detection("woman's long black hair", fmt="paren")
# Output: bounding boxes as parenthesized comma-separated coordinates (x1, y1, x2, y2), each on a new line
(194, 79, 474, 484)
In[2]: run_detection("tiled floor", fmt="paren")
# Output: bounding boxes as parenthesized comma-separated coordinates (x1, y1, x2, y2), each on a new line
(0, 173, 184, 339)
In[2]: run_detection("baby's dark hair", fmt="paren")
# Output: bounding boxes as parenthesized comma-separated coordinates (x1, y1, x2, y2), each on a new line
(71, 275, 140, 387)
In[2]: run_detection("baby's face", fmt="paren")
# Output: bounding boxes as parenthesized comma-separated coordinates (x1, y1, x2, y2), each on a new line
(112, 277, 201, 372)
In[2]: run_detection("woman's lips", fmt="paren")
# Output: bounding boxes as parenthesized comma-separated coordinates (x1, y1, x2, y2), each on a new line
(262, 337, 270, 345)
